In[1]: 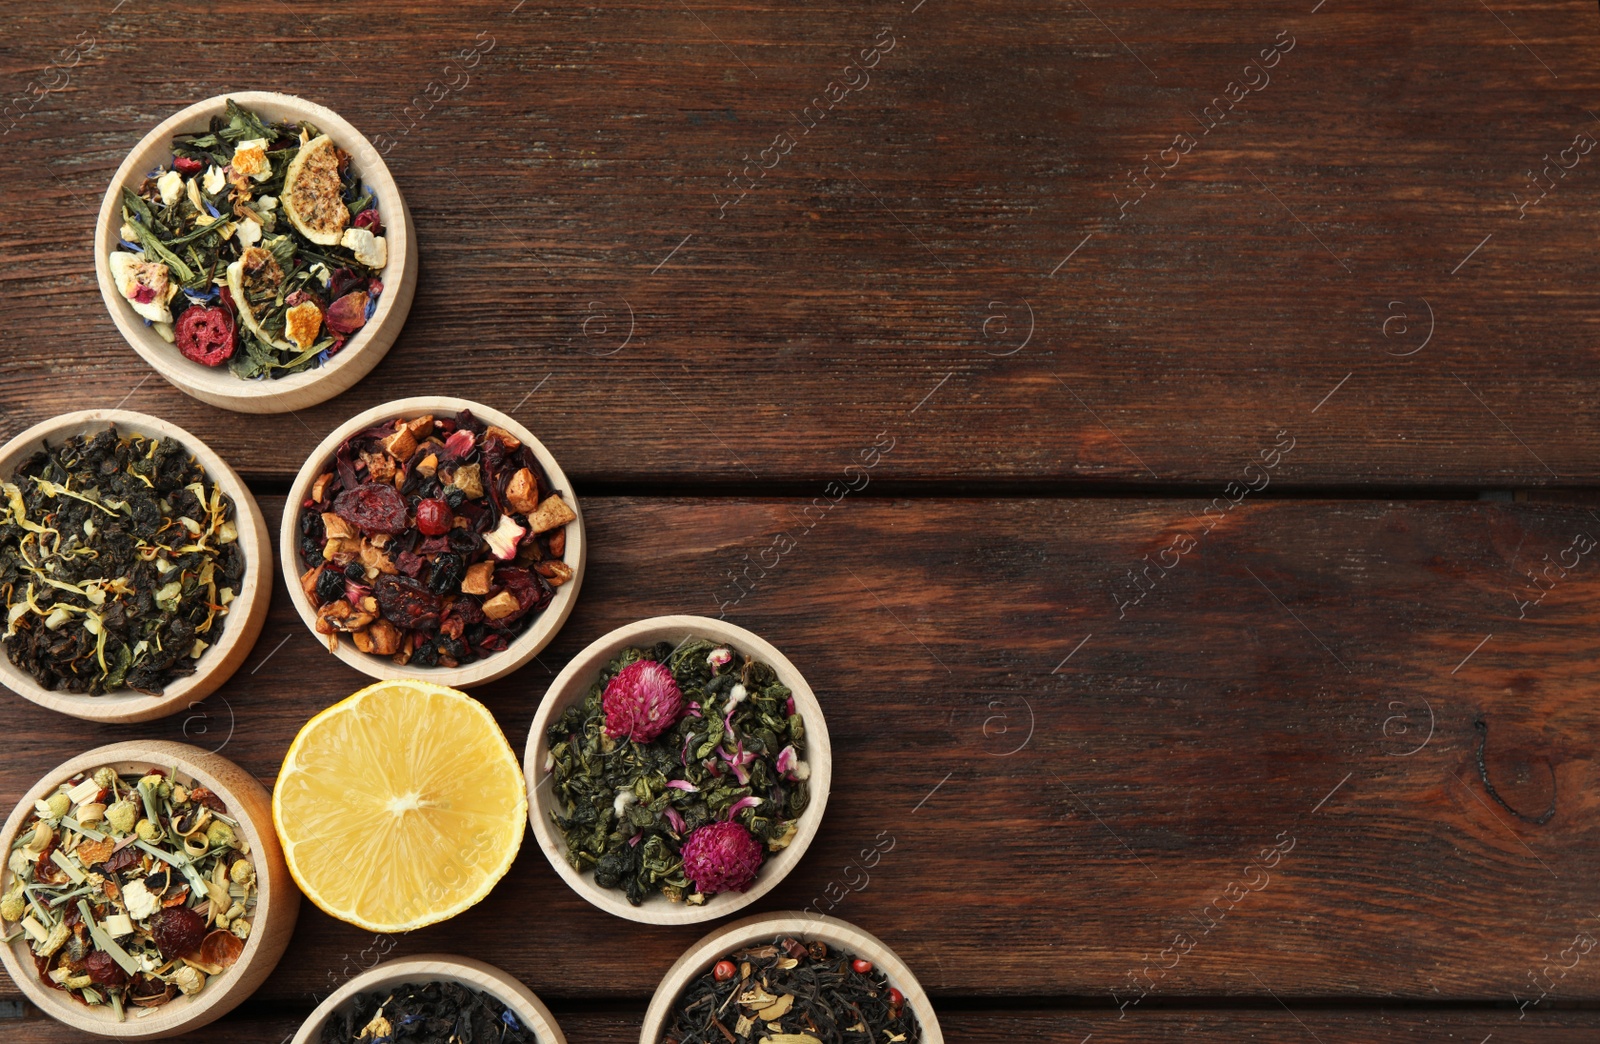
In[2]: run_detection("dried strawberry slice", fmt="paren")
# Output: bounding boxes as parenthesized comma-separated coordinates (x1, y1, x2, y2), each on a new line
(176, 305, 236, 367)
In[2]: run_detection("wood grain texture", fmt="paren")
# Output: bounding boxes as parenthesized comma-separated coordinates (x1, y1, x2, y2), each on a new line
(1, 1, 1598, 486)
(2, 496, 1595, 1007)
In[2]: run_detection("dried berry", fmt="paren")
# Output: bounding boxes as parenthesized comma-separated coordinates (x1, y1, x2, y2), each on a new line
(314, 568, 346, 605)
(373, 575, 442, 631)
(713, 960, 737, 982)
(428, 552, 465, 595)
(332, 482, 409, 534)
(150, 906, 207, 960)
(175, 304, 236, 367)
(85, 950, 129, 987)
(415, 498, 453, 536)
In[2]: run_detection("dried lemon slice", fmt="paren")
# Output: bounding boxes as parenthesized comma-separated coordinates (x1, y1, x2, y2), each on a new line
(272, 679, 527, 932)
(281, 134, 350, 246)
(225, 245, 291, 350)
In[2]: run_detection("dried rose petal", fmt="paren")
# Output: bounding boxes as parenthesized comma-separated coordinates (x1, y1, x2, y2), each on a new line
(602, 660, 683, 742)
(199, 929, 244, 969)
(150, 907, 206, 960)
(175, 305, 236, 367)
(353, 207, 383, 235)
(324, 291, 369, 334)
(173, 156, 203, 176)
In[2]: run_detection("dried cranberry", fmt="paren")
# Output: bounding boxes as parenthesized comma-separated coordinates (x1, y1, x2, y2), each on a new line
(324, 291, 369, 335)
(175, 305, 236, 367)
(150, 907, 206, 960)
(314, 568, 346, 606)
(415, 498, 453, 536)
(172, 156, 203, 176)
(85, 950, 129, 987)
(333, 483, 409, 534)
(353, 207, 383, 235)
(374, 574, 442, 631)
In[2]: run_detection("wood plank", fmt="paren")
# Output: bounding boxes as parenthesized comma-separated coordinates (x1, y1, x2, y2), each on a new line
(2, 1, 1598, 486)
(1, 496, 1596, 1003)
(8, 1003, 1600, 1043)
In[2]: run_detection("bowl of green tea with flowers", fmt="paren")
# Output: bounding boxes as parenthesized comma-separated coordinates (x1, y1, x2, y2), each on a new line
(525, 616, 831, 925)
(94, 92, 417, 414)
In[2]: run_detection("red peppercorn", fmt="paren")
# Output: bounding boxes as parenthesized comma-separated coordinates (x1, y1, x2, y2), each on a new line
(415, 498, 453, 536)
(888, 987, 905, 1009)
(713, 960, 737, 982)
(852, 958, 873, 974)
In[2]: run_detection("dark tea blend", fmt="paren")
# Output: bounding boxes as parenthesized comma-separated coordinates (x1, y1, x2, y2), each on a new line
(661, 937, 921, 1044)
(0, 426, 244, 695)
(320, 980, 537, 1044)
(546, 638, 809, 906)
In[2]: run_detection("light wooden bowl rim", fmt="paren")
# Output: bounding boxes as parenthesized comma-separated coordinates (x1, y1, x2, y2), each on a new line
(280, 396, 585, 689)
(525, 615, 832, 925)
(0, 740, 299, 1040)
(0, 410, 272, 723)
(93, 91, 417, 415)
(638, 912, 944, 1044)
(290, 953, 567, 1044)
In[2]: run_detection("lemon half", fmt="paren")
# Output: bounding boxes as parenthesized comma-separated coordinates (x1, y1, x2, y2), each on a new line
(272, 679, 527, 932)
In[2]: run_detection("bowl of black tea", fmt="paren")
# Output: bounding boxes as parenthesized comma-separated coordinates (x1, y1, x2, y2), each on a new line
(0, 410, 271, 723)
(642, 913, 942, 1044)
(292, 954, 566, 1044)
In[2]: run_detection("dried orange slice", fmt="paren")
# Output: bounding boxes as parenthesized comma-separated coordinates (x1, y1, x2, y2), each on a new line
(272, 679, 526, 932)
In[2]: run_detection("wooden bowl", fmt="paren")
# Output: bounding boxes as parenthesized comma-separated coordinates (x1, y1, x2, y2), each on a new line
(0, 741, 299, 1040)
(290, 954, 566, 1044)
(639, 912, 944, 1044)
(0, 410, 271, 723)
(94, 91, 418, 414)
(525, 616, 832, 925)
(281, 397, 585, 688)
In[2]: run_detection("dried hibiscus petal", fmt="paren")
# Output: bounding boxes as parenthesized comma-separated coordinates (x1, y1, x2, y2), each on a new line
(374, 574, 443, 631)
(333, 482, 409, 534)
(324, 291, 369, 334)
(175, 305, 236, 367)
(150, 906, 207, 960)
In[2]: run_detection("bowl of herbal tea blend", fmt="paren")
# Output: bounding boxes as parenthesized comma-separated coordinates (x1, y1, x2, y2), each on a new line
(526, 616, 832, 925)
(95, 92, 417, 414)
(641, 912, 942, 1044)
(282, 396, 584, 688)
(0, 740, 300, 1040)
(290, 954, 566, 1044)
(0, 410, 271, 723)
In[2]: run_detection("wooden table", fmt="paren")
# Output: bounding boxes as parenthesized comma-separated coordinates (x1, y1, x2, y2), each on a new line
(2, 0, 1598, 1039)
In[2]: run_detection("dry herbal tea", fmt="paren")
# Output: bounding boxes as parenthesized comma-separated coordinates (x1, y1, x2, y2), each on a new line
(0, 427, 244, 695)
(295, 410, 574, 667)
(319, 980, 537, 1044)
(546, 638, 809, 906)
(0, 765, 258, 1021)
(661, 936, 921, 1044)
(109, 98, 388, 379)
